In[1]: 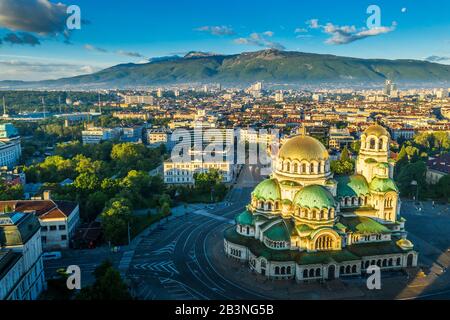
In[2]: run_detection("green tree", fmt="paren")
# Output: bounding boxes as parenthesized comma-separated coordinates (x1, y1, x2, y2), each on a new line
(101, 198, 133, 245)
(330, 160, 354, 176)
(340, 146, 350, 161)
(77, 260, 131, 300)
(396, 161, 427, 198)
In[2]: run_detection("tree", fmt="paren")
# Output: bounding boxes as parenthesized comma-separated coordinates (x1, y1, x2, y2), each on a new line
(330, 159, 354, 176)
(194, 169, 222, 193)
(77, 260, 131, 300)
(340, 146, 350, 161)
(395, 146, 409, 178)
(396, 161, 427, 198)
(101, 198, 133, 245)
(160, 202, 171, 216)
(85, 191, 108, 220)
(0, 182, 24, 201)
(74, 172, 100, 192)
(433, 175, 450, 200)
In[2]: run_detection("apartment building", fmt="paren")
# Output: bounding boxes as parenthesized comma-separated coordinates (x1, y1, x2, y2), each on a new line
(0, 212, 46, 300)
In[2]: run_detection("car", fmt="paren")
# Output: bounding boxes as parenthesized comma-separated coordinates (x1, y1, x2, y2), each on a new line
(42, 251, 62, 261)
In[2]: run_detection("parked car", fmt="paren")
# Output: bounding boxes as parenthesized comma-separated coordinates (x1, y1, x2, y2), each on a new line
(42, 251, 62, 261)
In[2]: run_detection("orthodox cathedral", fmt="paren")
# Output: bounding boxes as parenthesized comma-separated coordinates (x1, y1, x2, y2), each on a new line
(224, 125, 418, 281)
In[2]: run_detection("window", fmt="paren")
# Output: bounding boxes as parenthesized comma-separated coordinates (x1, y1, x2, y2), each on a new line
(61, 235, 67, 241)
(41, 236, 47, 243)
(59, 225, 66, 231)
(50, 226, 57, 231)
(41, 226, 48, 232)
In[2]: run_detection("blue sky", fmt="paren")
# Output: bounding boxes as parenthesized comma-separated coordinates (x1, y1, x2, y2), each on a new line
(0, 0, 449, 80)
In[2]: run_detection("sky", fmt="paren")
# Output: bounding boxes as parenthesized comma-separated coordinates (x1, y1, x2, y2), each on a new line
(0, 0, 449, 80)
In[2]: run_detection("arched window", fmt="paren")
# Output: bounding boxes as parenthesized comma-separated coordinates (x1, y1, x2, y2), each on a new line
(316, 268, 321, 277)
(396, 257, 401, 266)
(370, 138, 376, 150)
(261, 260, 266, 268)
(310, 163, 314, 174)
(315, 235, 334, 251)
(275, 266, 280, 275)
(309, 269, 315, 278)
(281, 267, 286, 275)
(345, 265, 351, 274)
(286, 162, 291, 172)
(293, 163, 298, 173)
(303, 269, 308, 278)
(379, 139, 384, 150)
(340, 266, 345, 274)
(287, 266, 291, 274)
(352, 265, 357, 273)
(302, 163, 307, 173)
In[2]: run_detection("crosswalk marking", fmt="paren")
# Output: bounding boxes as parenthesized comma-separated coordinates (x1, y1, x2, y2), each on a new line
(133, 260, 179, 275)
(192, 210, 234, 224)
(153, 241, 176, 255)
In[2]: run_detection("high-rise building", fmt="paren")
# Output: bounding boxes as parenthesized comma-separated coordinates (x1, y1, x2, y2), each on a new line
(124, 95, 154, 105)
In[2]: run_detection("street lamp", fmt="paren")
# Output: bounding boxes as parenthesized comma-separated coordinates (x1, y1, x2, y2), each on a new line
(411, 180, 419, 204)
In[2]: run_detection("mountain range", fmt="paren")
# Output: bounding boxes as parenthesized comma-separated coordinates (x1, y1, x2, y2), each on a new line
(2, 49, 450, 89)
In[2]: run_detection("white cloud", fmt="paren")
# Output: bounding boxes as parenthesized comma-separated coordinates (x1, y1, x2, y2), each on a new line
(195, 25, 235, 36)
(306, 19, 320, 29)
(295, 28, 308, 33)
(234, 31, 285, 50)
(0, 58, 102, 80)
(303, 18, 396, 45)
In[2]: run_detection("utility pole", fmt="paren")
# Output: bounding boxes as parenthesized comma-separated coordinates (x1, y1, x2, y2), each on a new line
(42, 97, 46, 119)
(128, 221, 131, 245)
(2, 96, 7, 117)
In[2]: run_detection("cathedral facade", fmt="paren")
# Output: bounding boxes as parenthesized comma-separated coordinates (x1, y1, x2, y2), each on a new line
(224, 125, 418, 282)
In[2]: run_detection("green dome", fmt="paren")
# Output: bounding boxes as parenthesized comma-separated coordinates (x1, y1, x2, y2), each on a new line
(252, 179, 281, 201)
(336, 175, 370, 198)
(235, 210, 254, 226)
(263, 220, 293, 242)
(370, 177, 398, 193)
(294, 185, 336, 209)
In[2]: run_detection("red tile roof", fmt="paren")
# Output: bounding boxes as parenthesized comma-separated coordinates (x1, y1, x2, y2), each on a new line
(0, 200, 78, 220)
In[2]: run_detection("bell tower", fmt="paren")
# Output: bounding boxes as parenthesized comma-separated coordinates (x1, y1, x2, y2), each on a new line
(356, 125, 392, 183)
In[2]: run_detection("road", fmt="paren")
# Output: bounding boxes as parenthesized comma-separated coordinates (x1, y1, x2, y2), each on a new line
(127, 163, 267, 300)
(44, 164, 450, 300)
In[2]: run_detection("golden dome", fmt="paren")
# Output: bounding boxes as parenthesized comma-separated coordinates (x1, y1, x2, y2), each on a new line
(279, 135, 329, 161)
(363, 125, 390, 138)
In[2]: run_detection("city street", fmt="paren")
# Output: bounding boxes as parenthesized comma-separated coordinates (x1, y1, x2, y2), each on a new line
(43, 165, 450, 300)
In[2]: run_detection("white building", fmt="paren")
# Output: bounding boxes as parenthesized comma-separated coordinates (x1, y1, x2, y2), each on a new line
(0, 212, 46, 300)
(82, 127, 121, 144)
(0, 195, 80, 251)
(164, 129, 236, 185)
(124, 95, 154, 105)
(0, 123, 21, 168)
